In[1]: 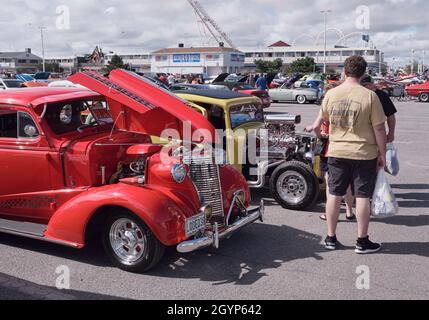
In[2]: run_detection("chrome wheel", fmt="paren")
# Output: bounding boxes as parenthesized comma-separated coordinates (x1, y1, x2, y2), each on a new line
(276, 171, 308, 204)
(297, 95, 306, 104)
(420, 93, 429, 102)
(109, 218, 147, 264)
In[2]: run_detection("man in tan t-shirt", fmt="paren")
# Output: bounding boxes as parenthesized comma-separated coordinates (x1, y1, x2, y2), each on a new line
(306, 56, 387, 254)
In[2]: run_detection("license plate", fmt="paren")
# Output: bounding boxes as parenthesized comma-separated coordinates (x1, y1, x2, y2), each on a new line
(185, 213, 206, 237)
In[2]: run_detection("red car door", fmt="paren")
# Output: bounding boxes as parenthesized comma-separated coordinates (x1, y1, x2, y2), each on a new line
(0, 107, 54, 221)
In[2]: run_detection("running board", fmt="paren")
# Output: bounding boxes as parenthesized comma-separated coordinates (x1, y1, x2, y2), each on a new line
(0, 218, 46, 237)
(0, 218, 80, 248)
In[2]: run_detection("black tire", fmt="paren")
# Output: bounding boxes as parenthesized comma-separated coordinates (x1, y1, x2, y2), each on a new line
(269, 161, 320, 211)
(102, 210, 165, 273)
(419, 92, 429, 103)
(296, 95, 307, 104)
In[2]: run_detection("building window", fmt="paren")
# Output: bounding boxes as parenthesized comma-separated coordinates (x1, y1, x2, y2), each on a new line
(155, 55, 168, 62)
(30, 60, 39, 64)
(275, 52, 285, 57)
(18, 59, 27, 63)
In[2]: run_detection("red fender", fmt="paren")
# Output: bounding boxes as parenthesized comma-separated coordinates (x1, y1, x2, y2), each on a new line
(44, 183, 196, 247)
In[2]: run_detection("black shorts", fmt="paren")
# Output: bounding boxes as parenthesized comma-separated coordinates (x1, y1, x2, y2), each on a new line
(328, 157, 378, 198)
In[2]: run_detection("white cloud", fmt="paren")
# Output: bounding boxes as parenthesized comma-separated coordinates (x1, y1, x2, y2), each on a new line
(0, 0, 426, 65)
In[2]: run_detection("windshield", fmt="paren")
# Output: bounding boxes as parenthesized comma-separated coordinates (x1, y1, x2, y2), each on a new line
(4, 80, 23, 88)
(229, 103, 263, 128)
(45, 100, 113, 135)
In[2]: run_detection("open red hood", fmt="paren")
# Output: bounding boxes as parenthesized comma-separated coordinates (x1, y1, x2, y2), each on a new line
(68, 70, 218, 143)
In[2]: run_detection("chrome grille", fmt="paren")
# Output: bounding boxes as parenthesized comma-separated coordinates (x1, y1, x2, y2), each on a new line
(185, 155, 225, 227)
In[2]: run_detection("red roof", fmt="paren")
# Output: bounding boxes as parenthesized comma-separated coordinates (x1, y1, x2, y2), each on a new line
(0, 87, 99, 107)
(268, 41, 291, 47)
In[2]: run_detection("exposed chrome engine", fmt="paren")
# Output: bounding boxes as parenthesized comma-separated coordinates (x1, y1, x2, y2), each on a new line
(263, 113, 317, 162)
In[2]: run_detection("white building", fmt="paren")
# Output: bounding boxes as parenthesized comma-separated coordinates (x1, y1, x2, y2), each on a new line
(150, 46, 245, 76)
(105, 53, 151, 73)
(243, 41, 385, 73)
(0, 48, 42, 74)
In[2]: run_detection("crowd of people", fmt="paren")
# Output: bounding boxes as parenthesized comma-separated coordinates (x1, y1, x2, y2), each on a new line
(305, 56, 398, 254)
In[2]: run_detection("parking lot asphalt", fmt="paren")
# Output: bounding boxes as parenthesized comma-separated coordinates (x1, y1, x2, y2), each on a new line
(0, 100, 428, 300)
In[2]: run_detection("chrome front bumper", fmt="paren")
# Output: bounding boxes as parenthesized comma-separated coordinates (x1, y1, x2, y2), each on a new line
(176, 200, 265, 254)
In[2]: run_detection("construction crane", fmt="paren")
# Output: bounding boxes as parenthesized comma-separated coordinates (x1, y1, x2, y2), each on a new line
(187, 0, 236, 49)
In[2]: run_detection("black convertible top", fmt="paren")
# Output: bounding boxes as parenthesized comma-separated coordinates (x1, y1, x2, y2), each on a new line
(174, 89, 251, 100)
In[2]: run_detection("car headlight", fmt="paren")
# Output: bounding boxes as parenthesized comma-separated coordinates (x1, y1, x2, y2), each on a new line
(171, 163, 187, 184)
(202, 204, 213, 221)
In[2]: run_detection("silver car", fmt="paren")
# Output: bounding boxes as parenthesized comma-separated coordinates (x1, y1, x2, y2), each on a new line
(0, 79, 24, 90)
(269, 83, 319, 104)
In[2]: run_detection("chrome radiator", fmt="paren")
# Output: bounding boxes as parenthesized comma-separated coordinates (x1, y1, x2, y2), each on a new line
(185, 155, 225, 228)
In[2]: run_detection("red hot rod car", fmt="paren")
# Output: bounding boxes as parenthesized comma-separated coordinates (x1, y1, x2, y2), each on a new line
(405, 81, 429, 102)
(0, 69, 264, 272)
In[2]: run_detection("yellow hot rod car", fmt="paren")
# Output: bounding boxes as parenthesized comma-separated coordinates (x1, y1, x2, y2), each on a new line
(175, 89, 322, 211)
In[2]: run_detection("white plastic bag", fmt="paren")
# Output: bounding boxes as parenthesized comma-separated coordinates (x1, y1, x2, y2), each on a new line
(385, 143, 399, 176)
(371, 170, 399, 218)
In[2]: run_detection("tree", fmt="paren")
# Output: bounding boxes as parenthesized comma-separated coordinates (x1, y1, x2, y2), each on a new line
(255, 58, 283, 73)
(39, 62, 64, 73)
(404, 61, 422, 74)
(287, 57, 318, 74)
(104, 54, 129, 73)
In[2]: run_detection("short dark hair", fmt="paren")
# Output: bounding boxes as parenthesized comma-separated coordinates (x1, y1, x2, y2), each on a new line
(344, 56, 368, 78)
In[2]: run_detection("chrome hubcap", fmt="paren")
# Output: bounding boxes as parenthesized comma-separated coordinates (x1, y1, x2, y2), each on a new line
(109, 218, 147, 264)
(277, 171, 308, 204)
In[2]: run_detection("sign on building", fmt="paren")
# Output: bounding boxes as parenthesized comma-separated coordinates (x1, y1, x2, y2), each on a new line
(173, 54, 201, 63)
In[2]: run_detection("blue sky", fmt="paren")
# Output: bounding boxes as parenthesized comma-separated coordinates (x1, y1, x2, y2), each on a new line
(0, 0, 427, 66)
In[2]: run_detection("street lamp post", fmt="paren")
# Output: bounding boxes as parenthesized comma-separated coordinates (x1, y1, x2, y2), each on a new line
(411, 49, 415, 75)
(39, 27, 46, 72)
(320, 10, 332, 74)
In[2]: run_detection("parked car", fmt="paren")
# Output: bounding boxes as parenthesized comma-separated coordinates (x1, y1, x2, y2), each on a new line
(170, 83, 229, 91)
(373, 78, 405, 97)
(0, 78, 24, 90)
(175, 89, 321, 210)
(211, 82, 272, 109)
(405, 81, 429, 102)
(0, 69, 264, 273)
(269, 82, 319, 104)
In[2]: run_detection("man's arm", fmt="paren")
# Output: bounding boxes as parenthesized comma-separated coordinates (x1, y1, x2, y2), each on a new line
(304, 113, 325, 137)
(387, 115, 396, 143)
(374, 123, 387, 169)
(305, 94, 329, 134)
